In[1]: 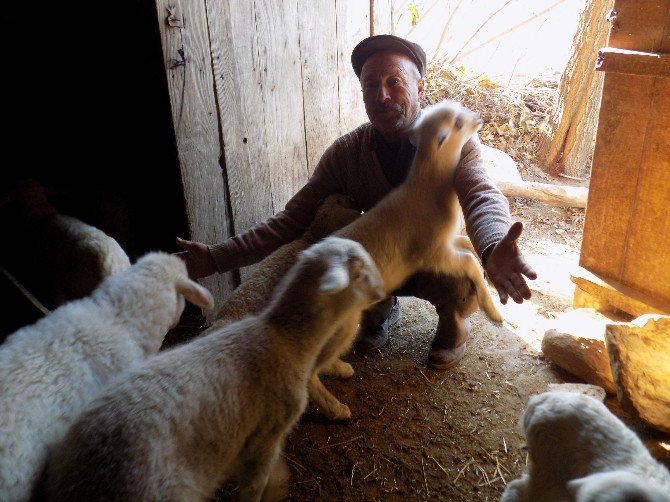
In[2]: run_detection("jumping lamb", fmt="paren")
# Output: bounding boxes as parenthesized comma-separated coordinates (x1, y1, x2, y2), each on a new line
(308, 100, 503, 420)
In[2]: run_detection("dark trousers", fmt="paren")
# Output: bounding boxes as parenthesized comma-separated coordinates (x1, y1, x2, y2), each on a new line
(360, 272, 478, 349)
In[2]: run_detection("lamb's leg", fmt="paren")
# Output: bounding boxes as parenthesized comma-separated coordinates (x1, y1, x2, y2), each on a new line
(452, 235, 477, 259)
(500, 476, 529, 502)
(441, 247, 504, 323)
(308, 372, 351, 420)
(261, 454, 289, 502)
(310, 313, 360, 419)
(319, 358, 354, 379)
(237, 439, 283, 502)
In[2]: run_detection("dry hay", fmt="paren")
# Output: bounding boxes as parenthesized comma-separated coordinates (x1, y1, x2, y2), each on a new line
(422, 57, 559, 179)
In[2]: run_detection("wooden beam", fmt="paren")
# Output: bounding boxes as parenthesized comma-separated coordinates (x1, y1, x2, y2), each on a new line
(596, 48, 670, 77)
(571, 266, 670, 317)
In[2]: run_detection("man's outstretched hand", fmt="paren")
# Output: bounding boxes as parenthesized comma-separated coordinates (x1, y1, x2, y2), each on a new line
(175, 237, 217, 280)
(484, 221, 537, 305)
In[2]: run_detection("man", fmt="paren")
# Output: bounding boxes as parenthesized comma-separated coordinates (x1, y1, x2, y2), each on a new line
(177, 34, 537, 369)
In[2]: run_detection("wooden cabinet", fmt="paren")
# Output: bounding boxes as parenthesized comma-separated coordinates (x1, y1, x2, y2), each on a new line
(577, 0, 670, 314)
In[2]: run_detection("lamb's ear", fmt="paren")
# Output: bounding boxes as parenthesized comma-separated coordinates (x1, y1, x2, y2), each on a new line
(436, 126, 451, 148)
(319, 265, 350, 294)
(176, 278, 215, 310)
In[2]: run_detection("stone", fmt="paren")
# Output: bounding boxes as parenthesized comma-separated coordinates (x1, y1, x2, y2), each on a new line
(606, 315, 670, 433)
(479, 144, 523, 183)
(541, 308, 616, 394)
(547, 383, 607, 402)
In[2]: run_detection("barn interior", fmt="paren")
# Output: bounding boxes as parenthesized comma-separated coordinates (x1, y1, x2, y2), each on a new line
(1, 0, 669, 500)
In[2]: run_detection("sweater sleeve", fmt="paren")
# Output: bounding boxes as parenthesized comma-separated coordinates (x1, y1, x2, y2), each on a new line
(454, 134, 511, 262)
(208, 142, 347, 273)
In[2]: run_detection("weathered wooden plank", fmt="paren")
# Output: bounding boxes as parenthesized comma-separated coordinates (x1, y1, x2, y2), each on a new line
(298, 0, 340, 172)
(608, 0, 670, 51)
(154, 0, 235, 306)
(208, 0, 309, 281)
(620, 77, 670, 303)
(208, 4, 306, 221)
(208, 0, 274, 239)
(206, 0, 253, 228)
(596, 48, 670, 77)
(254, 0, 309, 211)
(372, 0, 393, 35)
(572, 267, 670, 317)
(579, 72, 655, 280)
(336, 1, 371, 135)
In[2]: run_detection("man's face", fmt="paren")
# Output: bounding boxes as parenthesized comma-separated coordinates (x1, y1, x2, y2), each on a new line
(360, 51, 424, 140)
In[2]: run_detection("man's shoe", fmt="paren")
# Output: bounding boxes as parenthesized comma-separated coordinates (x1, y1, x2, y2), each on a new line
(427, 342, 467, 370)
(355, 297, 400, 353)
(426, 316, 470, 370)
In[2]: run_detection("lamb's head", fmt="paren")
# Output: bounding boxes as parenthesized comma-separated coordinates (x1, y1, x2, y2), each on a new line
(411, 100, 483, 165)
(567, 471, 670, 502)
(303, 194, 361, 243)
(98, 252, 214, 345)
(298, 236, 385, 314)
(10, 178, 59, 220)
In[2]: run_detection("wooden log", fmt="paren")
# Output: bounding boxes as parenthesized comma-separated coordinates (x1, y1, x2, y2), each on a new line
(495, 180, 588, 208)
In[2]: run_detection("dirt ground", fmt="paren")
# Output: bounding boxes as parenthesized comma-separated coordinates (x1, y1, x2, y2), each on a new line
(202, 185, 669, 501)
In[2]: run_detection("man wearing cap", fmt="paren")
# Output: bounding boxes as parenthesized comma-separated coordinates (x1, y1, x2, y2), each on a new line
(177, 34, 536, 370)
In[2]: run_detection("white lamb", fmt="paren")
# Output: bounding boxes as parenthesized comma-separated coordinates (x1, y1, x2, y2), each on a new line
(0, 252, 214, 502)
(7, 178, 131, 307)
(44, 237, 384, 502)
(309, 100, 503, 420)
(501, 391, 670, 502)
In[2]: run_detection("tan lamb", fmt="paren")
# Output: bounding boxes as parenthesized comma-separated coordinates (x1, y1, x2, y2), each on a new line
(211, 193, 361, 327)
(309, 100, 503, 420)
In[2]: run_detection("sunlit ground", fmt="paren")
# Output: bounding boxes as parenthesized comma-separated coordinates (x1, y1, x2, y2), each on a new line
(498, 240, 581, 351)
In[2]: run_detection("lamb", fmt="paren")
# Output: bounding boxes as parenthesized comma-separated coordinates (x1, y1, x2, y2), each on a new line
(44, 236, 385, 502)
(501, 391, 670, 502)
(211, 193, 361, 327)
(0, 252, 214, 502)
(4, 178, 131, 307)
(308, 100, 503, 420)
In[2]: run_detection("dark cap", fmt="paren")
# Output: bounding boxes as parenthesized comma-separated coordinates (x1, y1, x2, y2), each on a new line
(351, 34, 427, 79)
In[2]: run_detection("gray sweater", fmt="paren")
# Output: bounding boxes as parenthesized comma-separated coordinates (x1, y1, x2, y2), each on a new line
(209, 121, 511, 273)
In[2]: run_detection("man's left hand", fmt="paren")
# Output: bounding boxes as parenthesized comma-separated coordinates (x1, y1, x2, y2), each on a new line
(484, 221, 537, 305)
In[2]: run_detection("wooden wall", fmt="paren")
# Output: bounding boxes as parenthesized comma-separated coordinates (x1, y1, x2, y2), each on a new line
(579, 0, 670, 310)
(155, 0, 392, 305)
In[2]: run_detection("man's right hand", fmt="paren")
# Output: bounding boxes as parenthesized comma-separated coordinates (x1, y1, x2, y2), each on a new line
(175, 237, 218, 280)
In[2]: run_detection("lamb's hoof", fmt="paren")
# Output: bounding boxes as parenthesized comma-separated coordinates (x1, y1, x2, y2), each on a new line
(480, 295, 504, 323)
(333, 361, 354, 379)
(489, 307, 504, 324)
(320, 359, 354, 379)
(325, 403, 352, 421)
